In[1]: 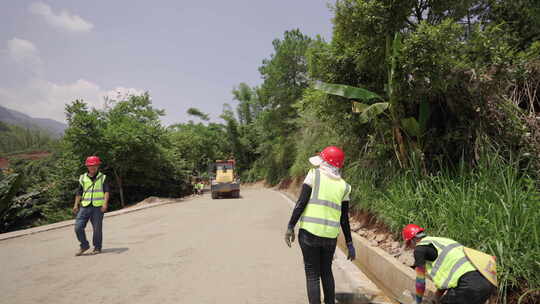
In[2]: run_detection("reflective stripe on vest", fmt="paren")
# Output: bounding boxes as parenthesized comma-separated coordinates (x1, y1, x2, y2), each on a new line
(299, 169, 349, 238)
(418, 237, 477, 289)
(79, 173, 106, 207)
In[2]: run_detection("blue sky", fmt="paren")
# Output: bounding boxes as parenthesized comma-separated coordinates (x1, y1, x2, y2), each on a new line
(0, 1, 333, 124)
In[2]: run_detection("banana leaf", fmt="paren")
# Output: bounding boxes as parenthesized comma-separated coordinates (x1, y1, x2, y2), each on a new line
(387, 32, 402, 100)
(401, 117, 420, 137)
(0, 173, 23, 217)
(359, 102, 389, 124)
(352, 102, 370, 113)
(313, 81, 384, 102)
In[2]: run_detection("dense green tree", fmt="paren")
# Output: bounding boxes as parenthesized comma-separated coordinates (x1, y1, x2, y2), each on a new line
(258, 29, 312, 134)
(168, 119, 229, 178)
(186, 107, 210, 121)
(232, 83, 255, 126)
(479, 0, 540, 50)
(62, 93, 184, 207)
(243, 29, 313, 183)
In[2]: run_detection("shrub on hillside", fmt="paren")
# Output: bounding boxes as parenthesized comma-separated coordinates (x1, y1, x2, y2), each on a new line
(346, 152, 539, 302)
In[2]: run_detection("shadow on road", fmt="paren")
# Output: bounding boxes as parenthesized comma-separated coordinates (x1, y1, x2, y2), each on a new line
(78, 247, 129, 256)
(100, 247, 129, 254)
(214, 196, 243, 199)
(336, 292, 381, 304)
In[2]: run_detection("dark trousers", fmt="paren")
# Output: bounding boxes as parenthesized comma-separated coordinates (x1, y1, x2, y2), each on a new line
(75, 206, 104, 250)
(441, 271, 496, 304)
(298, 229, 338, 304)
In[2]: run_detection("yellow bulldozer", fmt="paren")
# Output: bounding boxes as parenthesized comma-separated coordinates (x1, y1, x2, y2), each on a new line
(210, 159, 240, 199)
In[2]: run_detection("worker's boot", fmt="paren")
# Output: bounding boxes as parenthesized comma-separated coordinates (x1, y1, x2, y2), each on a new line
(75, 247, 89, 256)
(91, 248, 101, 255)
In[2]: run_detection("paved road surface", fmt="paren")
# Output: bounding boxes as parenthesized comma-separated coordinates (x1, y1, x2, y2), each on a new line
(0, 188, 385, 304)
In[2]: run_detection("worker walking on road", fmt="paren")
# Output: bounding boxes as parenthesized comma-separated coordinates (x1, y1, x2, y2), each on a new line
(402, 224, 497, 304)
(73, 156, 110, 256)
(285, 146, 356, 304)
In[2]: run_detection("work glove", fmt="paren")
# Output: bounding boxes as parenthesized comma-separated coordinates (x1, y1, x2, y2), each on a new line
(285, 227, 295, 247)
(347, 242, 356, 260)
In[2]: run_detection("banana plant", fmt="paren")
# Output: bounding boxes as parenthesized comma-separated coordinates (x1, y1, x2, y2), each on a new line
(313, 81, 388, 124)
(314, 32, 429, 168)
(0, 173, 23, 221)
(401, 100, 430, 141)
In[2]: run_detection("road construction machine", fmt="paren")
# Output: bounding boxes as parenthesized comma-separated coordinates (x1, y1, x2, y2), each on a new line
(210, 159, 240, 199)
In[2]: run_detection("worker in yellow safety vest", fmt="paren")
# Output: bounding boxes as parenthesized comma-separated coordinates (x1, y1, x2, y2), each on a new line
(73, 156, 110, 256)
(402, 224, 497, 304)
(196, 181, 204, 195)
(285, 146, 355, 304)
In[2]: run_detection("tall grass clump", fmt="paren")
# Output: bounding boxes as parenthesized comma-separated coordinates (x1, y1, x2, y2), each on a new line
(346, 154, 539, 302)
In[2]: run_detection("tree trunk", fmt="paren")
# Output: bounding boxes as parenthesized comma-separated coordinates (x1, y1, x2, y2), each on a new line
(393, 126, 408, 168)
(410, 139, 427, 175)
(113, 168, 125, 208)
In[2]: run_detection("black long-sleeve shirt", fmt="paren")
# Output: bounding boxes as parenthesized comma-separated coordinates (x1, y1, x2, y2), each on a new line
(287, 184, 353, 244)
(413, 244, 438, 267)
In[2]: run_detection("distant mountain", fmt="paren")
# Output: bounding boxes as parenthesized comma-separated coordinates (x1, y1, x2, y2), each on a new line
(0, 105, 66, 137)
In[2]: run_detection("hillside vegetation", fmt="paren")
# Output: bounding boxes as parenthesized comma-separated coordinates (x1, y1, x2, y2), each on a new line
(219, 2, 540, 302)
(0, 105, 66, 138)
(1, 1, 539, 302)
(0, 122, 54, 154)
(0, 95, 231, 233)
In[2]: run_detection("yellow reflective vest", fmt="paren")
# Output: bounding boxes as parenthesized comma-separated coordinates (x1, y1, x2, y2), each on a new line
(79, 172, 106, 207)
(299, 168, 351, 238)
(418, 236, 477, 289)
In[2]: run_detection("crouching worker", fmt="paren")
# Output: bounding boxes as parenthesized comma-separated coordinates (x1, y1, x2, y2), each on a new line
(402, 224, 497, 304)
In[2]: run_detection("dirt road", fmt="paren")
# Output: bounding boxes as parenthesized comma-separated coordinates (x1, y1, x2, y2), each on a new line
(0, 188, 386, 304)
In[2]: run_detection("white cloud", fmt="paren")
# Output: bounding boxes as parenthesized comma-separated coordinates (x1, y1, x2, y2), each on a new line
(29, 2, 94, 33)
(1, 37, 144, 123)
(0, 79, 144, 122)
(6, 38, 42, 70)
(0, 79, 104, 122)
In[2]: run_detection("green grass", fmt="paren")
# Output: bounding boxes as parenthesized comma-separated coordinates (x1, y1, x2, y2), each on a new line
(345, 155, 540, 302)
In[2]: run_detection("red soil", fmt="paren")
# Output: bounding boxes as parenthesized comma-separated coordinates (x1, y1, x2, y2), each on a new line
(1, 151, 51, 169)
(10, 151, 51, 160)
(0, 157, 8, 169)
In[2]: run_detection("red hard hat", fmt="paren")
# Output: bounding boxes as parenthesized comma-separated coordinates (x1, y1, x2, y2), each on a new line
(402, 224, 424, 241)
(320, 146, 345, 168)
(85, 156, 101, 166)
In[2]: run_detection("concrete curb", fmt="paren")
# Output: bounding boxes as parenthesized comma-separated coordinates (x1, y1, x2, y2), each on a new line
(339, 232, 437, 303)
(277, 190, 436, 304)
(0, 196, 188, 242)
